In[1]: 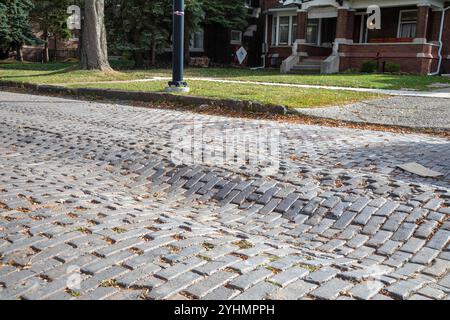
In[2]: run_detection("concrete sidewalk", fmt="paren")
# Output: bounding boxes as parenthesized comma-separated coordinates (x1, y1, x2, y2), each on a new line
(295, 96, 450, 131)
(63, 76, 450, 99)
(175, 77, 450, 99)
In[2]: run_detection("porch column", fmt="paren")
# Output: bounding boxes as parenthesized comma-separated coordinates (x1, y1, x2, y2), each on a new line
(296, 10, 308, 43)
(428, 10, 443, 43)
(335, 8, 354, 44)
(346, 10, 355, 41)
(415, 4, 431, 43)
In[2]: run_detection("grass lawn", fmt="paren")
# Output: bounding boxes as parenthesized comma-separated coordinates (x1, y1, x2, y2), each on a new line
(67, 80, 381, 109)
(0, 61, 140, 84)
(1, 60, 450, 90)
(136, 68, 450, 91)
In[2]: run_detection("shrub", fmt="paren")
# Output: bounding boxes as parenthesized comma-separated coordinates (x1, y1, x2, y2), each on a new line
(385, 62, 401, 73)
(360, 61, 378, 73)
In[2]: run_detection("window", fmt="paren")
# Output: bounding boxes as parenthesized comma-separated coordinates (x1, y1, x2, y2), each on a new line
(291, 16, 297, 44)
(190, 29, 204, 52)
(230, 30, 242, 44)
(398, 10, 417, 38)
(271, 15, 297, 46)
(278, 16, 290, 45)
(306, 19, 319, 44)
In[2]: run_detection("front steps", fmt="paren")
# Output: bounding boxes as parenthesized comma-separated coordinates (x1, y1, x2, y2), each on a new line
(289, 57, 326, 74)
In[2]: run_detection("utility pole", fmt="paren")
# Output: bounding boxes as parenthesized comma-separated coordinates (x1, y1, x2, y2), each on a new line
(166, 0, 189, 92)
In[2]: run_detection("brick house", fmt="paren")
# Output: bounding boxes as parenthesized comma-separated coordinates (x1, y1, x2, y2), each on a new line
(262, 0, 450, 74)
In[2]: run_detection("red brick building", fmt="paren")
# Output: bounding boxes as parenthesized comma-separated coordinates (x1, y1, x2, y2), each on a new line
(262, 0, 450, 74)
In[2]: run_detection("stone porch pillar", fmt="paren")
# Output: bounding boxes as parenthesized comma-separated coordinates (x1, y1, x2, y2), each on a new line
(335, 7, 355, 44)
(296, 10, 308, 43)
(415, 4, 431, 43)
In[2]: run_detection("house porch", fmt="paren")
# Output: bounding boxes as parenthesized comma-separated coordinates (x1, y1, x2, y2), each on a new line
(264, 0, 450, 74)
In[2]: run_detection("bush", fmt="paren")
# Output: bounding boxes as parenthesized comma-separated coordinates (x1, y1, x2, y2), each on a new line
(385, 62, 401, 73)
(360, 61, 378, 73)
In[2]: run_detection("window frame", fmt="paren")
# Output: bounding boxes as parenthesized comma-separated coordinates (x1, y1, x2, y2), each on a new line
(397, 9, 418, 39)
(291, 16, 298, 46)
(306, 18, 321, 45)
(271, 15, 277, 45)
(190, 29, 204, 52)
(230, 30, 243, 45)
(272, 14, 298, 47)
(278, 16, 291, 45)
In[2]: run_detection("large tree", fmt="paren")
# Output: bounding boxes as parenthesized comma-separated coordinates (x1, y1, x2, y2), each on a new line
(0, 0, 38, 61)
(202, 1, 248, 30)
(80, 0, 111, 71)
(105, 0, 172, 68)
(30, 0, 71, 63)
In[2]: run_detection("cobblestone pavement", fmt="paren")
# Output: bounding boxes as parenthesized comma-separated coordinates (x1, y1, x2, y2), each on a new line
(296, 96, 450, 130)
(0, 91, 449, 300)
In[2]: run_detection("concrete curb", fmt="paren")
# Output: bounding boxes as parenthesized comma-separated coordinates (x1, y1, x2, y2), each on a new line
(0, 81, 289, 115)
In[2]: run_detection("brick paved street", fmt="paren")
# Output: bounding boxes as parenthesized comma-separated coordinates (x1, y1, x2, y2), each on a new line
(0, 91, 449, 300)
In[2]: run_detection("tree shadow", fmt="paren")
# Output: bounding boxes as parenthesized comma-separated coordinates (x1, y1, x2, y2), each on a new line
(0, 63, 84, 80)
(0, 62, 74, 71)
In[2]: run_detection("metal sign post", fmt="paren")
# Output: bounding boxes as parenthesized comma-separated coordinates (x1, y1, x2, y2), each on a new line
(166, 0, 189, 92)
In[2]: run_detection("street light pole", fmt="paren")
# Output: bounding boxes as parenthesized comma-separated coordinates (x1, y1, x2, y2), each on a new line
(166, 0, 189, 92)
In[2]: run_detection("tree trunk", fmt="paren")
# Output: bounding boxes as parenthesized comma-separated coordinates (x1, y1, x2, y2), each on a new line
(80, 0, 112, 71)
(16, 45, 23, 62)
(43, 32, 49, 63)
(44, 42, 49, 63)
(151, 39, 156, 66)
(54, 38, 58, 61)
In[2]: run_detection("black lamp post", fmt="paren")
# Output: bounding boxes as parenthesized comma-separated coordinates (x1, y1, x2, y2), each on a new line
(166, 0, 189, 92)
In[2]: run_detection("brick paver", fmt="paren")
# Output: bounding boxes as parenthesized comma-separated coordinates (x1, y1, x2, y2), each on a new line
(0, 91, 449, 300)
